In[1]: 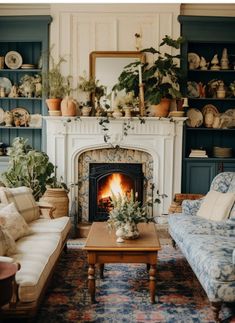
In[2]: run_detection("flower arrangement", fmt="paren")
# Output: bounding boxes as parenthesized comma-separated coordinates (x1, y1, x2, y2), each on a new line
(107, 190, 154, 229)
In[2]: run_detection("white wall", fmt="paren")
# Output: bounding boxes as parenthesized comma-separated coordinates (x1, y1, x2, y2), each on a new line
(49, 4, 180, 92)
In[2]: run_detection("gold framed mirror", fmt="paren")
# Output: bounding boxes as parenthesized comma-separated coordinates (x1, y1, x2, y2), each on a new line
(89, 51, 145, 113)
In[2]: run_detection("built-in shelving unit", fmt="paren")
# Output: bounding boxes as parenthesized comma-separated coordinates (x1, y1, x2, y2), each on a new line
(0, 16, 51, 171)
(179, 15, 235, 194)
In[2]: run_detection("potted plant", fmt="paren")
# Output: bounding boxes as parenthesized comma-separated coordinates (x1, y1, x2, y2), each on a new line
(107, 190, 154, 242)
(78, 72, 97, 116)
(115, 35, 184, 117)
(40, 166, 70, 218)
(43, 54, 67, 113)
(0, 137, 54, 201)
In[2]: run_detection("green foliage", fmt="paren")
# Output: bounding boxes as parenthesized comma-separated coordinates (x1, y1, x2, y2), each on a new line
(78, 73, 97, 93)
(43, 54, 68, 99)
(107, 190, 154, 229)
(114, 35, 184, 106)
(0, 138, 54, 200)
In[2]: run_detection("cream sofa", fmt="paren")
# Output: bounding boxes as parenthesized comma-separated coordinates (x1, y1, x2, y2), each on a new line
(0, 186, 71, 318)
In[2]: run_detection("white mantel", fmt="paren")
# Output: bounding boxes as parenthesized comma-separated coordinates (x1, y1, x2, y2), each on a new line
(44, 116, 186, 216)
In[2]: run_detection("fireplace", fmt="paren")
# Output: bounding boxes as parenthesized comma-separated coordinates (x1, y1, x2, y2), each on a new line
(44, 117, 186, 219)
(89, 163, 144, 221)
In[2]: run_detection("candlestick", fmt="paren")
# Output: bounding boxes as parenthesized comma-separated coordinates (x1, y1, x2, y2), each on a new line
(138, 64, 142, 84)
(139, 83, 145, 117)
(182, 97, 189, 108)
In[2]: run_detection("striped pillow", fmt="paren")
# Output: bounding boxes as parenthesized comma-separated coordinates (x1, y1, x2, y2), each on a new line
(0, 187, 40, 223)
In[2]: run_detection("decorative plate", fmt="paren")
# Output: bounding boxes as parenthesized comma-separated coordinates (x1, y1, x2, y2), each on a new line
(188, 52, 200, 69)
(11, 107, 30, 126)
(5, 51, 23, 69)
(187, 81, 200, 98)
(21, 64, 35, 69)
(186, 108, 203, 127)
(201, 104, 219, 117)
(0, 107, 5, 124)
(0, 77, 12, 95)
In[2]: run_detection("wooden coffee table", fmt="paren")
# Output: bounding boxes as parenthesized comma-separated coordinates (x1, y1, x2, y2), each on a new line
(84, 222, 161, 303)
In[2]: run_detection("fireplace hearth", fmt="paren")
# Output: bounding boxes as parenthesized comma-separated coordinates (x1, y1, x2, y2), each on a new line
(89, 163, 144, 221)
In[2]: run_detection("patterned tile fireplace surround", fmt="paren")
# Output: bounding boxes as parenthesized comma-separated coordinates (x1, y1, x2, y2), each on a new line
(44, 117, 186, 220)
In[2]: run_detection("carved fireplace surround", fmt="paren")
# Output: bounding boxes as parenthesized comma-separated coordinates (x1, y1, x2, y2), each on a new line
(44, 117, 186, 217)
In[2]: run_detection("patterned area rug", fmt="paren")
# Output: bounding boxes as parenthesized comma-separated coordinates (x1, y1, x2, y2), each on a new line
(32, 245, 235, 323)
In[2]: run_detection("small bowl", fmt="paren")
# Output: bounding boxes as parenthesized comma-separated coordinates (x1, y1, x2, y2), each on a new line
(168, 111, 185, 117)
(48, 110, 61, 116)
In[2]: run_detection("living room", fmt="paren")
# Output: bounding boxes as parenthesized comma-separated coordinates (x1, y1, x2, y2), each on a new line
(0, 2, 235, 323)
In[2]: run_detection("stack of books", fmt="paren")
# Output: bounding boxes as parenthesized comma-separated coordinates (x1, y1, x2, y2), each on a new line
(189, 149, 208, 158)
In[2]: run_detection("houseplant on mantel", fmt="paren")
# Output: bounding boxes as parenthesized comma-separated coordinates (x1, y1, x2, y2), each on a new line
(43, 54, 67, 114)
(115, 35, 184, 117)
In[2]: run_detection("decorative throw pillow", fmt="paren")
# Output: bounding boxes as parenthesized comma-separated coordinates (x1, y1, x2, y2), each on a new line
(0, 227, 17, 256)
(0, 187, 40, 223)
(0, 202, 31, 240)
(197, 190, 235, 222)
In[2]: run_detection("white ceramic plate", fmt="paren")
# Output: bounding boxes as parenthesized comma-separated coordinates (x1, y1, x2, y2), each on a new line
(188, 52, 200, 69)
(5, 51, 23, 69)
(186, 108, 203, 127)
(0, 77, 12, 95)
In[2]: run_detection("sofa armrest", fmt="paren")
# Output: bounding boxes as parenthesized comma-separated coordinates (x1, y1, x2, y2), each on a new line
(37, 201, 56, 219)
(0, 256, 14, 263)
(233, 250, 235, 265)
(182, 198, 204, 216)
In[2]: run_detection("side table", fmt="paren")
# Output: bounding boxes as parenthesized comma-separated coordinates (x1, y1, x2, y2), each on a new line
(0, 262, 19, 308)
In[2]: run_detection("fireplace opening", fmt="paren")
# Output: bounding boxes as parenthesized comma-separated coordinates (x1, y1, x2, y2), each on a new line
(89, 163, 144, 222)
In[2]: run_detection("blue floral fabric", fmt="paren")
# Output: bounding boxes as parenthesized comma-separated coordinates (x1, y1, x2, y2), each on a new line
(168, 172, 235, 303)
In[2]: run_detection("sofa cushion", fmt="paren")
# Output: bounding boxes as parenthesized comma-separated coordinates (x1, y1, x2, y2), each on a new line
(12, 232, 62, 302)
(0, 187, 40, 223)
(0, 203, 30, 240)
(0, 227, 17, 256)
(28, 216, 71, 242)
(183, 234, 235, 282)
(197, 190, 235, 221)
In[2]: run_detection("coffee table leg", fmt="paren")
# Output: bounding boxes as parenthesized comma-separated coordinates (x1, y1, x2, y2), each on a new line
(149, 264, 156, 304)
(88, 264, 96, 303)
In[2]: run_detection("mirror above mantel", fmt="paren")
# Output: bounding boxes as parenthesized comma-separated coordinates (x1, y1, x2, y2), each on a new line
(89, 51, 145, 112)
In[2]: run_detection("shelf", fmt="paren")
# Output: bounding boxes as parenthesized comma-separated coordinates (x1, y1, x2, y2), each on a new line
(188, 69, 235, 73)
(0, 69, 41, 73)
(187, 97, 235, 101)
(0, 126, 42, 130)
(184, 157, 235, 162)
(0, 97, 42, 100)
(186, 127, 235, 131)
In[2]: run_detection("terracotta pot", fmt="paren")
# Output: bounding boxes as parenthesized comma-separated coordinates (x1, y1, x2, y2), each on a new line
(40, 188, 69, 218)
(46, 98, 62, 111)
(152, 98, 171, 117)
(61, 96, 77, 116)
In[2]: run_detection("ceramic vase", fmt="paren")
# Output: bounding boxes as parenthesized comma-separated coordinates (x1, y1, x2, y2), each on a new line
(46, 98, 62, 111)
(152, 98, 171, 117)
(61, 96, 77, 116)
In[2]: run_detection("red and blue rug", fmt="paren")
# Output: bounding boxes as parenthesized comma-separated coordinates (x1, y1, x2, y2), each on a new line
(34, 245, 235, 323)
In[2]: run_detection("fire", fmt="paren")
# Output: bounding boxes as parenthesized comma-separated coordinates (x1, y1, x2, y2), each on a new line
(97, 173, 134, 213)
(100, 173, 127, 199)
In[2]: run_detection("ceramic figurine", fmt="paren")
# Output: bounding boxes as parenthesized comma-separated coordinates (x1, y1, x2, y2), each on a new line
(210, 54, 220, 70)
(8, 84, 19, 98)
(4, 111, 13, 127)
(199, 56, 208, 70)
(216, 81, 226, 98)
(221, 48, 229, 70)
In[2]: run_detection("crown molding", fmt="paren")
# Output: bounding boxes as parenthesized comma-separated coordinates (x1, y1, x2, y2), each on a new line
(0, 4, 50, 15)
(181, 3, 235, 16)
